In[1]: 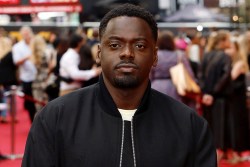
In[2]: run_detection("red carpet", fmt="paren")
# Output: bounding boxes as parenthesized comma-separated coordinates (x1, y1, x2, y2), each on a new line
(0, 96, 250, 167)
(0, 96, 31, 167)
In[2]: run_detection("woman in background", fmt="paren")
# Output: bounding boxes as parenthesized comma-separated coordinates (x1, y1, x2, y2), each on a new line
(150, 30, 195, 102)
(199, 30, 232, 163)
(45, 37, 69, 101)
(79, 44, 99, 87)
(225, 34, 250, 164)
(30, 35, 49, 111)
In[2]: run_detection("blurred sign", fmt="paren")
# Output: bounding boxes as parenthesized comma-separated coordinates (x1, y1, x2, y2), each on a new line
(0, 4, 82, 14)
(30, 0, 79, 4)
(219, 0, 236, 7)
(0, 0, 19, 5)
(159, 0, 170, 9)
(178, 0, 196, 4)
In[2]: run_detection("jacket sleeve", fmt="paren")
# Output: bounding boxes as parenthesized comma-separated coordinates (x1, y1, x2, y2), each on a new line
(192, 113, 217, 167)
(21, 105, 57, 167)
(60, 52, 96, 81)
(213, 54, 231, 95)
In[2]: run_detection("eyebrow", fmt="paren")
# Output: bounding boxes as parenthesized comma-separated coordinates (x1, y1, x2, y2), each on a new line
(108, 35, 122, 40)
(108, 35, 148, 42)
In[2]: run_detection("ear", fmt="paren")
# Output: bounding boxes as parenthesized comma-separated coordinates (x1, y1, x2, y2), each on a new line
(96, 44, 101, 65)
(152, 46, 158, 67)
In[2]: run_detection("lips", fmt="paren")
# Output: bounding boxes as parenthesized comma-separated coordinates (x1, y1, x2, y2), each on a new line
(115, 63, 138, 73)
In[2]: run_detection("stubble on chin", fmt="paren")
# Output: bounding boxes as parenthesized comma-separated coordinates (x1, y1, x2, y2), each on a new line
(113, 75, 139, 88)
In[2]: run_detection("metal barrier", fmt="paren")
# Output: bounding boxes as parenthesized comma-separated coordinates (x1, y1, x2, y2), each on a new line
(1, 85, 47, 160)
(2, 85, 24, 160)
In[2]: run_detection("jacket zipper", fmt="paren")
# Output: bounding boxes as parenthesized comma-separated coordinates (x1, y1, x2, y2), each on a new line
(119, 120, 125, 167)
(119, 118, 137, 167)
(131, 117, 136, 167)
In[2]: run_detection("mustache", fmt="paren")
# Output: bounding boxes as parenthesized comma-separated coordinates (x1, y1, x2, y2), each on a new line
(115, 60, 139, 69)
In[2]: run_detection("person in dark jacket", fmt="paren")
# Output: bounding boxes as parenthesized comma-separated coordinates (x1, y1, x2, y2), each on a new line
(199, 30, 232, 162)
(22, 4, 217, 167)
(0, 37, 18, 123)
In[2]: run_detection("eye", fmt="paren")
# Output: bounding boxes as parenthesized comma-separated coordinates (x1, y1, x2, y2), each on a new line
(109, 43, 121, 49)
(135, 44, 145, 49)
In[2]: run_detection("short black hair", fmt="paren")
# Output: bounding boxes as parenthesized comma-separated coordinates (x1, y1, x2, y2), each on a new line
(69, 33, 83, 48)
(99, 3, 158, 41)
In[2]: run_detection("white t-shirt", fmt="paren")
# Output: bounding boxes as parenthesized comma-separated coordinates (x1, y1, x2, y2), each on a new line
(188, 44, 200, 63)
(118, 108, 136, 121)
(59, 48, 96, 91)
(12, 40, 37, 82)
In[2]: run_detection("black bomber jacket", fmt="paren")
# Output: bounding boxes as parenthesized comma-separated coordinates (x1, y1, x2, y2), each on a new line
(22, 76, 217, 167)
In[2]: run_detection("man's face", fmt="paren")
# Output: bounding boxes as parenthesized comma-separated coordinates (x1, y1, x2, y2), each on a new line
(97, 16, 158, 89)
(22, 29, 33, 44)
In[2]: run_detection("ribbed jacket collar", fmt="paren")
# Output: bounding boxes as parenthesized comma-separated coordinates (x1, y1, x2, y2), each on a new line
(97, 75, 151, 118)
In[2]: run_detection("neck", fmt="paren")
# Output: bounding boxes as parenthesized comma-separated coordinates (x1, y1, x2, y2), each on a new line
(74, 47, 80, 53)
(103, 77, 148, 110)
(24, 39, 30, 45)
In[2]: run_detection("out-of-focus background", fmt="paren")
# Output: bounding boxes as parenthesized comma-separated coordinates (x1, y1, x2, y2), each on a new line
(1, 0, 250, 167)
(0, 0, 249, 35)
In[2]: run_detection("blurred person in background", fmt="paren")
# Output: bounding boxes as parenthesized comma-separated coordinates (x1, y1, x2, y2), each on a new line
(79, 44, 99, 87)
(175, 34, 190, 54)
(199, 30, 232, 163)
(175, 34, 198, 109)
(224, 34, 250, 164)
(87, 27, 100, 47)
(12, 26, 37, 123)
(150, 30, 196, 107)
(0, 36, 18, 123)
(45, 37, 69, 101)
(45, 31, 58, 78)
(186, 33, 202, 79)
(59, 33, 101, 96)
(245, 30, 250, 68)
(77, 27, 100, 87)
(30, 35, 50, 111)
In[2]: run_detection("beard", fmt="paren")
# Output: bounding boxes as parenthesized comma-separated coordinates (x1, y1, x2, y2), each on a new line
(113, 74, 139, 88)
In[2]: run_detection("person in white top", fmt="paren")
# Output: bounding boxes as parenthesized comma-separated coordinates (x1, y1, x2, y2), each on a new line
(12, 26, 37, 122)
(59, 33, 101, 96)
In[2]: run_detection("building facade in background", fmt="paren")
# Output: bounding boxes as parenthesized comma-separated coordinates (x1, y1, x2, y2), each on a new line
(0, 0, 248, 31)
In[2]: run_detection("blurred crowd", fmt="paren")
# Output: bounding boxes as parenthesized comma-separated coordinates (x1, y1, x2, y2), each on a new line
(151, 29, 250, 165)
(1, 26, 250, 165)
(0, 26, 101, 124)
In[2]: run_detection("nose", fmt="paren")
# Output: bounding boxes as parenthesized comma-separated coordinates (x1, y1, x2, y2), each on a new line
(119, 44, 134, 59)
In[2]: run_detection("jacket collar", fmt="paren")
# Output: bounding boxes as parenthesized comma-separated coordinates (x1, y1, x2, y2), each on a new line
(97, 75, 151, 118)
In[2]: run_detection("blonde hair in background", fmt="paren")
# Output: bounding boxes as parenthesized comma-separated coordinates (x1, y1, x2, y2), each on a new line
(237, 34, 249, 72)
(245, 30, 250, 54)
(0, 37, 12, 60)
(30, 34, 46, 67)
(205, 30, 230, 52)
(205, 31, 217, 52)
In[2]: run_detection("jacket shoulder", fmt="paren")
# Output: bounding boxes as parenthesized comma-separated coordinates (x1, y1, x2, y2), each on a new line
(36, 84, 98, 120)
(150, 89, 206, 125)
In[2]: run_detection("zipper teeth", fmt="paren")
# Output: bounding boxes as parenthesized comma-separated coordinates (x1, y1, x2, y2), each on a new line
(131, 117, 136, 167)
(119, 120, 125, 167)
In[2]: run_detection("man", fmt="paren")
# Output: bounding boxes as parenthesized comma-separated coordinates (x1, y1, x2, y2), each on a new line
(22, 4, 217, 167)
(59, 33, 101, 96)
(12, 26, 37, 122)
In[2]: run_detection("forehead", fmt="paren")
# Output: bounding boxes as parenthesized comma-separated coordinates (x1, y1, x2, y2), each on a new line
(102, 16, 154, 41)
(21, 29, 32, 37)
